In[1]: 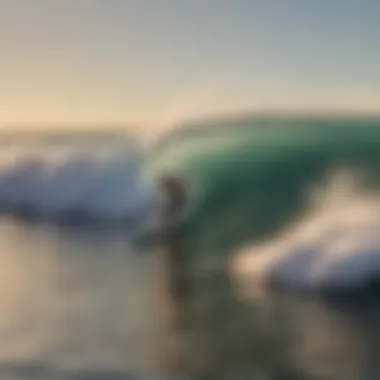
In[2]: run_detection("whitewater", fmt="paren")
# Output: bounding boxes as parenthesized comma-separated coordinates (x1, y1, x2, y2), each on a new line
(0, 135, 165, 232)
(232, 170, 380, 292)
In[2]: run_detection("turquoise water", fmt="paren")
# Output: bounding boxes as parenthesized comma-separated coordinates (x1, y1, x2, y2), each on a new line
(154, 116, 380, 253)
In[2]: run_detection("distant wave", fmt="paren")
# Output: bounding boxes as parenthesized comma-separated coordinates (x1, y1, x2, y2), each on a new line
(0, 138, 164, 231)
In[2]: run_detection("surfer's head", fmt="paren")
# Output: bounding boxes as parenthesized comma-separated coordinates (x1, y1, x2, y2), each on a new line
(158, 175, 187, 223)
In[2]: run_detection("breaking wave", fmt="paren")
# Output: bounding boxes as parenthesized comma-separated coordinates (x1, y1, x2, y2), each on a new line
(150, 115, 380, 292)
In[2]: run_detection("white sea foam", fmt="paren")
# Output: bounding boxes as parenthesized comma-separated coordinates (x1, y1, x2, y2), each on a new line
(231, 170, 380, 291)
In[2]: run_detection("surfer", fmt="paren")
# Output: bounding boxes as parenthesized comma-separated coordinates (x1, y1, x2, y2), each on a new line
(156, 175, 196, 374)
(158, 174, 191, 301)
(159, 175, 188, 227)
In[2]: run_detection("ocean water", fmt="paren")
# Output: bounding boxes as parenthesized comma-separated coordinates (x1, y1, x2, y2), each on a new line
(1, 117, 380, 379)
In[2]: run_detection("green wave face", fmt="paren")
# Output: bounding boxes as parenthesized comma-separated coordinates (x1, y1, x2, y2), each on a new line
(152, 116, 380, 255)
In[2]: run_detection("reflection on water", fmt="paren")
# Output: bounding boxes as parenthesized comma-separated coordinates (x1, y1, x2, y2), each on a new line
(0, 218, 379, 379)
(279, 297, 365, 380)
(0, 219, 162, 378)
(174, 271, 380, 380)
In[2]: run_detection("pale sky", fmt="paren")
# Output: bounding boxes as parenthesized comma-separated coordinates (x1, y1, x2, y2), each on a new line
(1, 0, 380, 128)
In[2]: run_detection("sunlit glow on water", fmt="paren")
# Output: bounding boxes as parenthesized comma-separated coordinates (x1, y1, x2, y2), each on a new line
(0, 220, 163, 377)
(0, 218, 378, 379)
